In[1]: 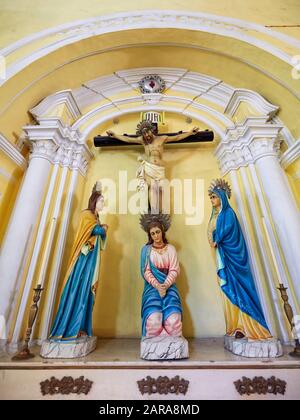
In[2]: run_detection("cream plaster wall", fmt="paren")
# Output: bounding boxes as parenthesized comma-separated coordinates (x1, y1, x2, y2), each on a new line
(1, 0, 300, 48)
(286, 158, 300, 208)
(0, 151, 24, 246)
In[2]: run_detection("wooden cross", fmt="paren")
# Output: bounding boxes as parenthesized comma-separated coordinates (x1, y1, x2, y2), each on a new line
(94, 129, 214, 147)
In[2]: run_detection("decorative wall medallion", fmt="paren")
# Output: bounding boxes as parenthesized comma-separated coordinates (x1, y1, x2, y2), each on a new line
(138, 75, 166, 94)
(137, 375, 189, 395)
(40, 376, 93, 396)
(234, 376, 287, 396)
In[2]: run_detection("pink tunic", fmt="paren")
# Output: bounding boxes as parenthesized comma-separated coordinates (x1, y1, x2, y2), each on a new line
(144, 244, 180, 289)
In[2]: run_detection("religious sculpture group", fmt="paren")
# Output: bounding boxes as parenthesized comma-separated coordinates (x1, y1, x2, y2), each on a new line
(40, 121, 283, 360)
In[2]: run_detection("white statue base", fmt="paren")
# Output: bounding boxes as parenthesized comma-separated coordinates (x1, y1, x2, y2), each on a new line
(40, 336, 97, 359)
(224, 335, 283, 358)
(141, 335, 189, 360)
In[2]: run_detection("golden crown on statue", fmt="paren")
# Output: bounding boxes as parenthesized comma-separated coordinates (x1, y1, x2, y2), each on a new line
(208, 179, 232, 199)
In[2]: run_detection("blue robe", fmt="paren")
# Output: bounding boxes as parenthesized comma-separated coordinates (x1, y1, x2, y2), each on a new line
(50, 225, 106, 340)
(211, 188, 269, 332)
(140, 245, 182, 337)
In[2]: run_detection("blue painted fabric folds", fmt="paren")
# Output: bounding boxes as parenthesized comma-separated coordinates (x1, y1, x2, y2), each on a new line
(50, 225, 106, 340)
(211, 188, 269, 332)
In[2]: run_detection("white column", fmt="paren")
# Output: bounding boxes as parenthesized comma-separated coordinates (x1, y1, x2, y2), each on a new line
(38, 142, 92, 342)
(229, 171, 278, 336)
(39, 170, 79, 342)
(0, 139, 57, 337)
(10, 164, 60, 344)
(4, 118, 93, 345)
(254, 145, 300, 305)
(237, 167, 289, 341)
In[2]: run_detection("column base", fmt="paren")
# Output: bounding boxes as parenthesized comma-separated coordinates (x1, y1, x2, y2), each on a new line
(140, 335, 189, 360)
(224, 335, 283, 358)
(40, 336, 97, 359)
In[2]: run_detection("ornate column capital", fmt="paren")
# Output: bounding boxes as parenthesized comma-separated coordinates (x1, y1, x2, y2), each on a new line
(28, 138, 59, 163)
(215, 117, 283, 175)
(24, 117, 93, 176)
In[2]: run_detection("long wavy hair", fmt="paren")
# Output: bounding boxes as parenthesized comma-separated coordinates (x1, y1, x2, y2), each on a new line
(141, 128, 155, 145)
(146, 221, 168, 245)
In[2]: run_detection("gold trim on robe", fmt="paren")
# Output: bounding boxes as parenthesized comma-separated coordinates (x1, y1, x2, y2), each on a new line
(61, 210, 98, 290)
(208, 209, 272, 341)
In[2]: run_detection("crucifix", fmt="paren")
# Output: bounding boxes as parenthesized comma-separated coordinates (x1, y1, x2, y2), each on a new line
(94, 121, 214, 213)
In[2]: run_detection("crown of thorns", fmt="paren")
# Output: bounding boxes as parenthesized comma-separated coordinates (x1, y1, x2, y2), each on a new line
(136, 120, 156, 136)
(208, 178, 232, 199)
(139, 213, 171, 233)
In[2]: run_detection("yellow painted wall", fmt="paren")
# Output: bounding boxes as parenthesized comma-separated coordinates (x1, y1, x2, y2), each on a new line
(1, 0, 299, 49)
(286, 158, 300, 209)
(0, 29, 300, 146)
(0, 151, 24, 246)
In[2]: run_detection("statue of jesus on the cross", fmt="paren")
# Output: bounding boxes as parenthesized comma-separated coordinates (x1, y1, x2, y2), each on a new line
(107, 121, 199, 213)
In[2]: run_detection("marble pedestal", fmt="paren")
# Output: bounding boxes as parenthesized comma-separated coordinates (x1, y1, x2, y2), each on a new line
(40, 336, 97, 359)
(141, 335, 189, 360)
(224, 335, 283, 358)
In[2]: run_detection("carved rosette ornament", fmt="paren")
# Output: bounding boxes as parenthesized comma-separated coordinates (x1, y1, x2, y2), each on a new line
(40, 376, 93, 396)
(234, 376, 287, 396)
(138, 75, 166, 94)
(137, 375, 189, 396)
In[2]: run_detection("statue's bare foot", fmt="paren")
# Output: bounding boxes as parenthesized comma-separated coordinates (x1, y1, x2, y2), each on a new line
(235, 331, 246, 339)
(78, 330, 87, 338)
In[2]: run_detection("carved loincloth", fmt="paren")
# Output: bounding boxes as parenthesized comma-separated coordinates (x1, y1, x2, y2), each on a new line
(136, 158, 165, 191)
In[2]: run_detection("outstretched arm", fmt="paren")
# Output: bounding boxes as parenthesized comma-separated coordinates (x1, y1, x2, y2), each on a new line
(164, 127, 199, 143)
(106, 130, 143, 144)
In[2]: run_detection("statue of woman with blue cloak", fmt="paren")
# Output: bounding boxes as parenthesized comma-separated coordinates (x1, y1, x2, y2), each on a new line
(49, 181, 107, 341)
(207, 179, 272, 342)
(139, 214, 189, 360)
